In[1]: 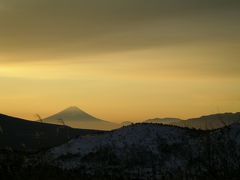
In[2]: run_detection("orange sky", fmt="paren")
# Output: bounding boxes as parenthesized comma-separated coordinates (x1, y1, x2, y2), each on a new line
(0, 0, 240, 122)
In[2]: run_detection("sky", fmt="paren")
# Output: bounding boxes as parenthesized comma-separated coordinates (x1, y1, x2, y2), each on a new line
(0, 0, 240, 122)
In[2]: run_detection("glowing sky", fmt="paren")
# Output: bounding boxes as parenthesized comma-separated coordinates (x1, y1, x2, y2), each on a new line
(0, 0, 240, 122)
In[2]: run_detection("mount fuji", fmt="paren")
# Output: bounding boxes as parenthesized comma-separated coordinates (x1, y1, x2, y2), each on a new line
(43, 106, 120, 130)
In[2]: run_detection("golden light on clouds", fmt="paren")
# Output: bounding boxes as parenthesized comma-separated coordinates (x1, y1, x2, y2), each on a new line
(0, 0, 240, 122)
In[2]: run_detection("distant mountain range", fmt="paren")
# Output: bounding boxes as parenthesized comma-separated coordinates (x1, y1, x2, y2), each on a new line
(0, 114, 102, 151)
(144, 112, 240, 130)
(121, 121, 133, 126)
(43, 106, 120, 130)
(173, 112, 240, 129)
(144, 117, 182, 124)
(1, 106, 240, 152)
(38, 106, 240, 130)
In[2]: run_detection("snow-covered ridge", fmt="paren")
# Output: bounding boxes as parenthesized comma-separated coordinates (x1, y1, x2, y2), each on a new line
(48, 124, 201, 168)
(43, 123, 240, 177)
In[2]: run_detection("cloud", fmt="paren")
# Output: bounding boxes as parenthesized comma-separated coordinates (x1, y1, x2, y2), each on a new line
(0, 0, 239, 63)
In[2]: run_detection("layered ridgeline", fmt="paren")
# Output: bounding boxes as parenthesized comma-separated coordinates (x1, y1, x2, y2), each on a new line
(43, 106, 120, 130)
(33, 123, 240, 179)
(0, 114, 101, 151)
(144, 112, 240, 130)
(173, 112, 240, 130)
(144, 118, 182, 125)
(43, 107, 240, 130)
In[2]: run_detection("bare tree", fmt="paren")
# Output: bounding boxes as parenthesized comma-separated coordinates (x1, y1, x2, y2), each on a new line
(58, 118, 66, 126)
(35, 114, 43, 123)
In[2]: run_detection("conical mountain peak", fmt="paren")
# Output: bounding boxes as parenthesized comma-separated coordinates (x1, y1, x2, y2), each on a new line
(44, 106, 101, 122)
(63, 106, 84, 113)
(43, 106, 120, 130)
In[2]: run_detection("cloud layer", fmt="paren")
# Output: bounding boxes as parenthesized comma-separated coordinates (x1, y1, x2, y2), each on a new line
(0, 0, 239, 121)
(0, 0, 239, 61)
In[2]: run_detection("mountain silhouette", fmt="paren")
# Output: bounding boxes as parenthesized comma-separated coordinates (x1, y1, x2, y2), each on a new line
(43, 106, 120, 130)
(143, 113, 240, 129)
(0, 113, 101, 151)
(44, 106, 102, 122)
(173, 112, 240, 129)
(144, 117, 182, 124)
(121, 121, 134, 126)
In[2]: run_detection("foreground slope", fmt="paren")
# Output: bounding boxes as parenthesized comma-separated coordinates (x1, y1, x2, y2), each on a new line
(2, 123, 240, 179)
(0, 114, 102, 151)
(39, 123, 240, 179)
(47, 124, 203, 170)
(40, 123, 240, 179)
(43, 106, 120, 130)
